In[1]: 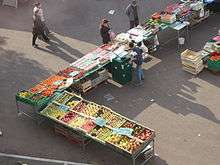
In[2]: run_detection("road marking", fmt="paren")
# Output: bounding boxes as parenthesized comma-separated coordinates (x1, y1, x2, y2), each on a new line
(0, 152, 91, 165)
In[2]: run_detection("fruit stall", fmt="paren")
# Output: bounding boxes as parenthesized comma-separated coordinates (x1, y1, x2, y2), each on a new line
(40, 90, 155, 165)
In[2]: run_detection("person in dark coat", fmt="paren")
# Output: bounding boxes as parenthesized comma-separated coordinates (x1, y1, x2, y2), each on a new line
(32, 9, 49, 48)
(100, 19, 111, 44)
(125, 0, 139, 29)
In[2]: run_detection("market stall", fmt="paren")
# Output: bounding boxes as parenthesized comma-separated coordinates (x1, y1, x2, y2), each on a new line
(15, 1, 213, 164)
(180, 32, 220, 74)
(40, 90, 155, 165)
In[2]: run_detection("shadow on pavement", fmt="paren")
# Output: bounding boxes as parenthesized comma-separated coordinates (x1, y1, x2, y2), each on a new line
(35, 34, 83, 63)
(0, 46, 51, 114)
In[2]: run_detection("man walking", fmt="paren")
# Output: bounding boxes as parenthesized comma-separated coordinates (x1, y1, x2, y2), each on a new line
(33, 2, 50, 36)
(32, 9, 49, 47)
(125, 0, 139, 29)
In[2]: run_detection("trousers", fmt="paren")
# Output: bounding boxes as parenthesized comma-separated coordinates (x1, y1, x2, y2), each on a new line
(136, 65, 144, 83)
(130, 19, 139, 29)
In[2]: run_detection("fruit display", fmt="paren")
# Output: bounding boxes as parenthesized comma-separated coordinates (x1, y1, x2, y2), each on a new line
(108, 115, 126, 128)
(107, 134, 142, 154)
(128, 139, 142, 153)
(95, 107, 126, 128)
(122, 121, 136, 129)
(60, 111, 77, 123)
(57, 67, 84, 80)
(30, 75, 66, 97)
(18, 90, 33, 99)
(69, 116, 86, 128)
(55, 92, 73, 104)
(65, 95, 82, 108)
(81, 120, 96, 133)
(95, 107, 113, 123)
(132, 125, 144, 137)
(31, 93, 46, 102)
(82, 102, 100, 117)
(107, 134, 123, 145)
(96, 127, 113, 142)
(41, 103, 67, 120)
(90, 126, 113, 141)
(136, 128, 153, 141)
(72, 101, 88, 112)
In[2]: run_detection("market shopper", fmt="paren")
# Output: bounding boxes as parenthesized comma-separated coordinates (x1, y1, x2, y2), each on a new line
(32, 10, 49, 48)
(129, 42, 144, 86)
(100, 19, 111, 44)
(33, 2, 50, 36)
(125, 0, 139, 29)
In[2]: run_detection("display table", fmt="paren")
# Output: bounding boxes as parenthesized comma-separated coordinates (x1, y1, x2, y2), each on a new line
(39, 90, 156, 165)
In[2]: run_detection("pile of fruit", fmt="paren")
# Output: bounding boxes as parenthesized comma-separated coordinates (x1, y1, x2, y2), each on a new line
(18, 90, 33, 99)
(210, 52, 220, 61)
(72, 101, 88, 112)
(30, 75, 66, 97)
(107, 134, 142, 154)
(57, 67, 84, 80)
(81, 120, 96, 133)
(61, 111, 77, 123)
(96, 127, 113, 141)
(55, 92, 73, 104)
(69, 116, 86, 128)
(108, 115, 126, 128)
(122, 121, 153, 141)
(82, 103, 100, 117)
(31, 93, 46, 102)
(122, 121, 136, 129)
(90, 126, 113, 141)
(136, 128, 153, 141)
(65, 95, 82, 108)
(132, 125, 144, 136)
(41, 103, 67, 120)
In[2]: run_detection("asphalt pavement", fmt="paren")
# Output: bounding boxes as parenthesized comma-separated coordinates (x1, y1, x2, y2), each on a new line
(0, 0, 220, 165)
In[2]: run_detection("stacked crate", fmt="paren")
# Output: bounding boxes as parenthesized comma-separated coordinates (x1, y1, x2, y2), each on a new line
(181, 49, 204, 75)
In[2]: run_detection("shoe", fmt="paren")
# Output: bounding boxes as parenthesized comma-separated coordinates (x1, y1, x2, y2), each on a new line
(141, 77, 144, 81)
(134, 81, 143, 87)
(32, 44, 38, 48)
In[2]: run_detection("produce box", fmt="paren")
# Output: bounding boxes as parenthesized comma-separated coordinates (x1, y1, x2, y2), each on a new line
(16, 90, 34, 105)
(40, 102, 68, 120)
(81, 102, 101, 117)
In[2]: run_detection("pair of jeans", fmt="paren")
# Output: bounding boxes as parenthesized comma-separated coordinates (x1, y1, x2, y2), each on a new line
(136, 65, 144, 83)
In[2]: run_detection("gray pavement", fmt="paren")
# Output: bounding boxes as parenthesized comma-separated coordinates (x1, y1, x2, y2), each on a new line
(0, 0, 220, 165)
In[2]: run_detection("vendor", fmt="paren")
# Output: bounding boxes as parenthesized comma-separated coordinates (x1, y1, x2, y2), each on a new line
(129, 42, 144, 86)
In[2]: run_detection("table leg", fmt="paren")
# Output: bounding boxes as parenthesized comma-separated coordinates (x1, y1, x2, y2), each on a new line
(132, 157, 136, 165)
(177, 30, 180, 52)
(16, 100, 22, 117)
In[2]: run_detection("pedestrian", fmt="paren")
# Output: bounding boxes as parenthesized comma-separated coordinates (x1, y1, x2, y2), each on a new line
(33, 2, 50, 36)
(100, 19, 111, 44)
(129, 42, 144, 86)
(32, 9, 49, 48)
(125, 0, 139, 29)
